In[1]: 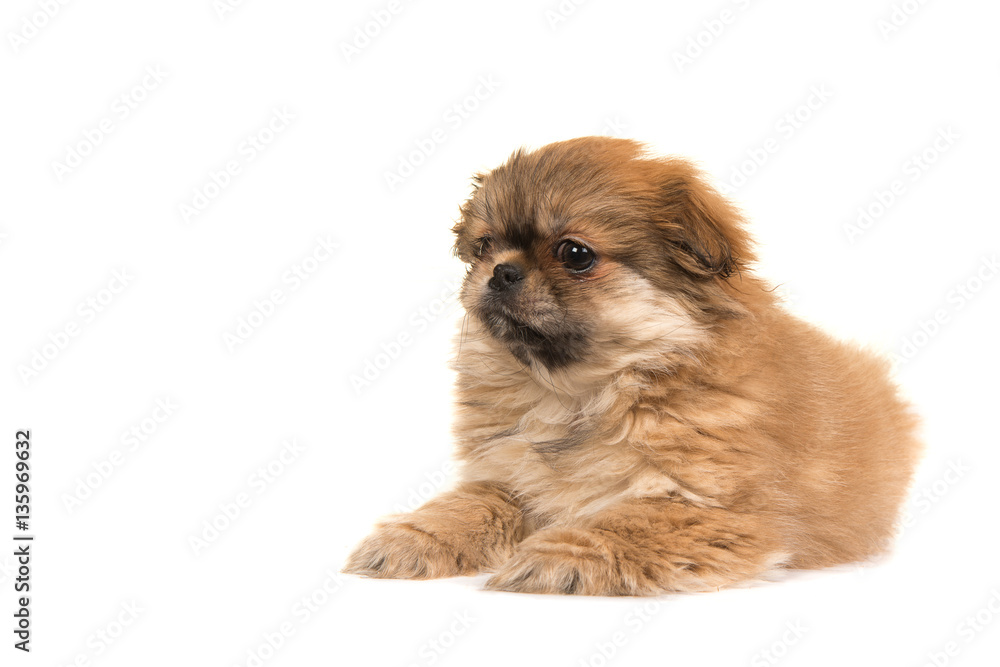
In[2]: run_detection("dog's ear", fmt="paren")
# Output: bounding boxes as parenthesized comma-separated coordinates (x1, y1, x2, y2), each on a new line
(450, 210, 474, 264)
(451, 174, 485, 263)
(655, 161, 752, 279)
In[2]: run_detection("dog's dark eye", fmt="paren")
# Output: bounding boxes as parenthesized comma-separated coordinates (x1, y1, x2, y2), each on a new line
(475, 236, 492, 257)
(557, 240, 596, 273)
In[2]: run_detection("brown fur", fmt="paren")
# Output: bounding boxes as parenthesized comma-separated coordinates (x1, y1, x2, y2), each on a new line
(344, 137, 923, 595)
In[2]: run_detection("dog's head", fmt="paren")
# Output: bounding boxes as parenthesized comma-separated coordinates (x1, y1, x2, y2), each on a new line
(453, 137, 754, 376)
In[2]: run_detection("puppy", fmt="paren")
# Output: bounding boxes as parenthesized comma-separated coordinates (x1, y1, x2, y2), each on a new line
(345, 137, 923, 595)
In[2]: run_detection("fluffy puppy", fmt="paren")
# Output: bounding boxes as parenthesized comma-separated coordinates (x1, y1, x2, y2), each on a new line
(345, 137, 923, 595)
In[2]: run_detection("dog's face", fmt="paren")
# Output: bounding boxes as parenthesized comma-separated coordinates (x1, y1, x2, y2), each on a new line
(453, 137, 753, 377)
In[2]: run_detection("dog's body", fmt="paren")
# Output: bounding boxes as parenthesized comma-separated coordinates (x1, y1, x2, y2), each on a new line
(345, 137, 922, 595)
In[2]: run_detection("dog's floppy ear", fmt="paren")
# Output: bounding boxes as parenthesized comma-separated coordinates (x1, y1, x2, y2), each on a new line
(655, 161, 752, 279)
(451, 173, 486, 263)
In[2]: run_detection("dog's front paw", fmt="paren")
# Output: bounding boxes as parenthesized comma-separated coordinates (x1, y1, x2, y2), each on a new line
(343, 521, 475, 579)
(484, 527, 650, 596)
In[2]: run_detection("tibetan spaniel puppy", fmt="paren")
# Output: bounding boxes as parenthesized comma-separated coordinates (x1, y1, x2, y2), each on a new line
(345, 137, 923, 595)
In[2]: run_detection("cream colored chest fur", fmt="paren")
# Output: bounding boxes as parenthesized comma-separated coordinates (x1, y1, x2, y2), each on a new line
(459, 388, 714, 526)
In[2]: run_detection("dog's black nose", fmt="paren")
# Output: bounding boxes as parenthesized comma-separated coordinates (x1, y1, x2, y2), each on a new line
(488, 263, 524, 292)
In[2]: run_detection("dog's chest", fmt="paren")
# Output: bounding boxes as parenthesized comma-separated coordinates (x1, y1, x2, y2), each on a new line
(464, 393, 685, 523)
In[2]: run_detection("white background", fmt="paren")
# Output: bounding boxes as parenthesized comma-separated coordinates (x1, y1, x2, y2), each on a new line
(2, 1, 999, 666)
